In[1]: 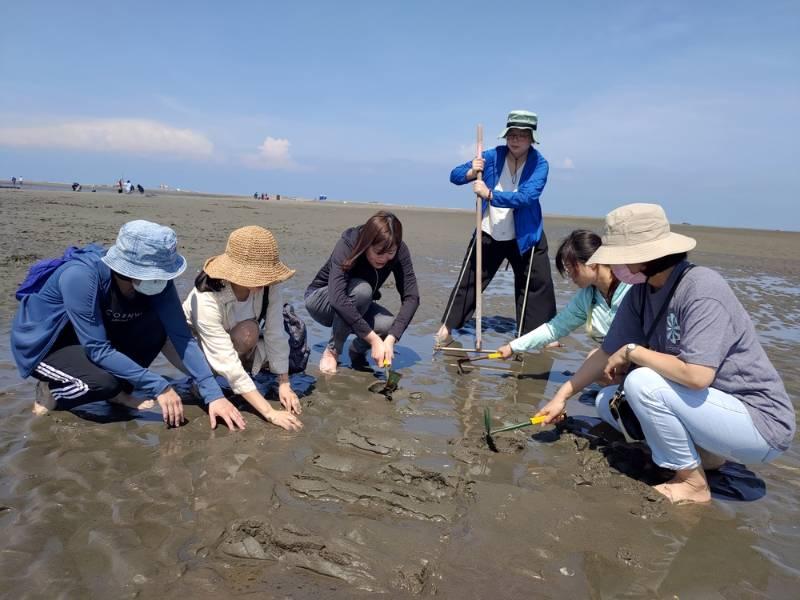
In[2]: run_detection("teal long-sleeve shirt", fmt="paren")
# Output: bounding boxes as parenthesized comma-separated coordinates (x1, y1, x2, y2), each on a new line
(509, 282, 632, 352)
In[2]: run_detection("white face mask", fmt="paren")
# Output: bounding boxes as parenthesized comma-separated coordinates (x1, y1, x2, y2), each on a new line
(133, 279, 168, 295)
(611, 265, 647, 285)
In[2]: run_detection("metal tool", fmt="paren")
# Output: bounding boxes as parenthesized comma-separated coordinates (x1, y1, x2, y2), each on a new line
(368, 361, 402, 399)
(483, 407, 553, 449)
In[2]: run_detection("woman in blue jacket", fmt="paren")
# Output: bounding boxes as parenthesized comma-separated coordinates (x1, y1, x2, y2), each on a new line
(11, 220, 246, 430)
(435, 110, 557, 347)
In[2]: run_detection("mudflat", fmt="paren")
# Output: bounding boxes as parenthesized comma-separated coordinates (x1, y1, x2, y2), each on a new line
(1, 189, 798, 598)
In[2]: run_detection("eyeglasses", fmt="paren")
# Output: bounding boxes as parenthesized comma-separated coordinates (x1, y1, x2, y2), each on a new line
(506, 133, 531, 141)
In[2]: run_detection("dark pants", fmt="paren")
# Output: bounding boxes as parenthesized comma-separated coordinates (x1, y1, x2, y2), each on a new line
(305, 279, 394, 355)
(31, 322, 166, 409)
(442, 232, 557, 335)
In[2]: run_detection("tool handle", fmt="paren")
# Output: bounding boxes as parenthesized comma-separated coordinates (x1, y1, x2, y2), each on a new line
(486, 352, 502, 359)
(530, 415, 547, 425)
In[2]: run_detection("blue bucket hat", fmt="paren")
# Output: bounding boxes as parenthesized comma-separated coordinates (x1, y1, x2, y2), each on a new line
(102, 220, 187, 280)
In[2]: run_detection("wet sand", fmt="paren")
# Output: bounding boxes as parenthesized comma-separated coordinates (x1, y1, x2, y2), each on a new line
(1, 188, 798, 598)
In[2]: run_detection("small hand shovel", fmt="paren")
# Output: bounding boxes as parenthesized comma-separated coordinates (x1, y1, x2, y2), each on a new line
(483, 407, 549, 449)
(453, 351, 513, 375)
(368, 361, 402, 400)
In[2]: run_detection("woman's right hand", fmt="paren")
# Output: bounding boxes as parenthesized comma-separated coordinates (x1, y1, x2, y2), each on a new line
(471, 157, 485, 173)
(157, 387, 185, 427)
(267, 409, 303, 432)
(370, 337, 386, 365)
(535, 395, 567, 425)
(497, 344, 514, 359)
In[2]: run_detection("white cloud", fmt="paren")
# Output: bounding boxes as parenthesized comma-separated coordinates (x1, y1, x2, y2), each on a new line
(0, 118, 213, 158)
(457, 142, 477, 161)
(243, 136, 296, 170)
(557, 157, 575, 169)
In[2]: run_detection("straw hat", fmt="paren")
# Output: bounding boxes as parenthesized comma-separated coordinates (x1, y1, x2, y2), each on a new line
(204, 226, 295, 287)
(587, 203, 696, 265)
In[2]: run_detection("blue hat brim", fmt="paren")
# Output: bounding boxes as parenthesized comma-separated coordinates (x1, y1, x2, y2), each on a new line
(101, 248, 187, 280)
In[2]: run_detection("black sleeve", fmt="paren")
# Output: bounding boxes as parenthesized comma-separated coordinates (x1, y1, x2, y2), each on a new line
(326, 236, 373, 339)
(387, 242, 420, 340)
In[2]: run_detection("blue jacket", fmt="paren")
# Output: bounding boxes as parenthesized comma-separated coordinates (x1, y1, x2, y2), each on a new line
(11, 250, 223, 403)
(450, 145, 548, 254)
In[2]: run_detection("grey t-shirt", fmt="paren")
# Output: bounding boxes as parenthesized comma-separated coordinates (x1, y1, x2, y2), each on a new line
(603, 261, 795, 451)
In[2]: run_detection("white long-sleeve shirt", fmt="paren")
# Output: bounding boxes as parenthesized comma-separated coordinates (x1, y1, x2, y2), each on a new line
(183, 283, 289, 394)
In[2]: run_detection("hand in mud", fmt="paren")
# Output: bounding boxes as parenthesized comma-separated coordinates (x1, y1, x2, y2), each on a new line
(157, 387, 185, 427)
(208, 397, 246, 430)
(497, 344, 514, 359)
(278, 382, 302, 415)
(603, 346, 631, 383)
(267, 410, 303, 432)
(535, 396, 567, 425)
(472, 179, 491, 200)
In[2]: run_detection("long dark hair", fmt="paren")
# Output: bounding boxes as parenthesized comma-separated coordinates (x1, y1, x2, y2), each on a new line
(194, 270, 226, 292)
(555, 229, 602, 277)
(342, 211, 403, 271)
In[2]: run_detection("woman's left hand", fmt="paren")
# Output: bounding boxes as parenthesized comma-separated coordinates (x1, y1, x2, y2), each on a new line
(603, 346, 631, 382)
(472, 180, 491, 200)
(382, 335, 396, 367)
(278, 381, 302, 415)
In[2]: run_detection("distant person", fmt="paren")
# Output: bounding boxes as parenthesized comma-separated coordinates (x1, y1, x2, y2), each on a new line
(71, 182, 81, 191)
(254, 193, 259, 200)
(276, 194, 280, 201)
(537, 204, 795, 504)
(11, 176, 16, 186)
(18, 177, 23, 187)
(497, 230, 632, 357)
(137, 184, 145, 194)
(10, 220, 246, 430)
(435, 110, 557, 349)
(91, 185, 97, 192)
(305, 211, 420, 375)
(125, 180, 133, 194)
(184, 226, 303, 431)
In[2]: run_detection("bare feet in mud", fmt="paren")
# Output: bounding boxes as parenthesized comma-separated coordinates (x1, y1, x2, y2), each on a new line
(32, 381, 56, 415)
(654, 467, 712, 504)
(107, 393, 155, 410)
(319, 347, 338, 374)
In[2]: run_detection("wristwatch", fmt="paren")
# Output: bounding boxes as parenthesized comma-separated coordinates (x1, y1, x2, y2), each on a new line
(625, 343, 637, 359)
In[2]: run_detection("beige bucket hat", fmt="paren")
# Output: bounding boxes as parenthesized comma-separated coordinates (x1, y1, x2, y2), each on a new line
(204, 226, 295, 287)
(587, 203, 696, 265)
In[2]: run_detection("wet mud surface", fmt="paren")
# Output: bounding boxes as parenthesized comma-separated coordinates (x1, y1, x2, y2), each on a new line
(1, 189, 799, 598)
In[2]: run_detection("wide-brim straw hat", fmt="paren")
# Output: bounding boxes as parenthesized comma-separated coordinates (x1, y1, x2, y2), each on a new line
(497, 109, 540, 144)
(204, 226, 295, 287)
(587, 203, 696, 265)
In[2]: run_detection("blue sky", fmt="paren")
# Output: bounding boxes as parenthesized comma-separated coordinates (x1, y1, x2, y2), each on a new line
(1, 0, 798, 230)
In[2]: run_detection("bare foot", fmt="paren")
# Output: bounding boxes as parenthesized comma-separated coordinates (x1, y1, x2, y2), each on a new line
(108, 393, 156, 410)
(33, 381, 56, 415)
(654, 467, 711, 504)
(319, 347, 338, 374)
(433, 325, 452, 349)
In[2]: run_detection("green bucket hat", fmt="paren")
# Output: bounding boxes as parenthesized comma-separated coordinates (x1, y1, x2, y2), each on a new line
(498, 110, 539, 144)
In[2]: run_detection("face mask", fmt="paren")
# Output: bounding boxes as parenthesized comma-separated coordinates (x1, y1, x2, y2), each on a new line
(612, 265, 647, 285)
(133, 279, 168, 295)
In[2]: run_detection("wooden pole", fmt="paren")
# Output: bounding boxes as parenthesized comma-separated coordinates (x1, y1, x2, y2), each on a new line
(475, 124, 483, 350)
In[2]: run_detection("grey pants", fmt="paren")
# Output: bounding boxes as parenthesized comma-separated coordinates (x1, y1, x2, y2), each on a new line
(305, 278, 394, 355)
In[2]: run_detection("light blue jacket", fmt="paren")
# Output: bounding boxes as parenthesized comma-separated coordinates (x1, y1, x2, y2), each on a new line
(510, 283, 632, 352)
(11, 250, 223, 403)
(450, 145, 548, 254)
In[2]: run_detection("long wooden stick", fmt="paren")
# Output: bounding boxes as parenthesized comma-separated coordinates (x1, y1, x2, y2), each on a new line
(475, 124, 483, 350)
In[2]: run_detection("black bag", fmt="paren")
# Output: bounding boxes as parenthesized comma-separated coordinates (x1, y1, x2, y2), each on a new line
(609, 265, 694, 442)
(258, 290, 310, 375)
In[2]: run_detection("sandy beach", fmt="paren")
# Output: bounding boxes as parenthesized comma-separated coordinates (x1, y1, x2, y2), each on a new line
(1, 188, 798, 598)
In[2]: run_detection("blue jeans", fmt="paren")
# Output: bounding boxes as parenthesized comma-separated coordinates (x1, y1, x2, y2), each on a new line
(595, 368, 782, 471)
(304, 279, 394, 356)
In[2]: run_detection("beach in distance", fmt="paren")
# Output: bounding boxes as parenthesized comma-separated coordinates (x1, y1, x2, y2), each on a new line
(1, 187, 799, 598)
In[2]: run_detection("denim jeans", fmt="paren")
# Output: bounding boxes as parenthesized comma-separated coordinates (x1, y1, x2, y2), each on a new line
(595, 367, 782, 471)
(305, 279, 394, 355)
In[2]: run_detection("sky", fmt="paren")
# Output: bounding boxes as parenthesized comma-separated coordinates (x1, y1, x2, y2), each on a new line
(1, 0, 798, 230)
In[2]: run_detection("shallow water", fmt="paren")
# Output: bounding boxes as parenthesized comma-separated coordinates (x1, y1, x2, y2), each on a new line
(1, 190, 798, 598)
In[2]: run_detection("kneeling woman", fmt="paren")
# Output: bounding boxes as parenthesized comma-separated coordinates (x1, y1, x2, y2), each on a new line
(184, 226, 302, 431)
(11, 220, 244, 429)
(537, 204, 794, 504)
(305, 211, 420, 374)
(497, 229, 632, 358)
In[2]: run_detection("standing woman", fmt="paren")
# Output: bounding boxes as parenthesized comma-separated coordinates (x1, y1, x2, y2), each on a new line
(435, 110, 557, 347)
(497, 230, 632, 357)
(183, 226, 302, 431)
(537, 204, 795, 504)
(305, 211, 420, 375)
